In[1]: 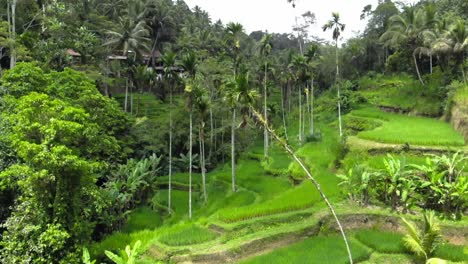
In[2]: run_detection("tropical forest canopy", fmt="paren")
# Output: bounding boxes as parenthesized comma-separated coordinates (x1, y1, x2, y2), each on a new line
(0, 0, 466, 263)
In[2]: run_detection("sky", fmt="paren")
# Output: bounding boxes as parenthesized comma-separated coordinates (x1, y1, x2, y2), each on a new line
(184, 0, 419, 42)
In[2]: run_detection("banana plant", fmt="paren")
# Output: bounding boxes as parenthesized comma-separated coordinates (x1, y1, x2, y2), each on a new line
(82, 247, 96, 264)
(105, 240, 141, 264)
(381, 154, 413, 210)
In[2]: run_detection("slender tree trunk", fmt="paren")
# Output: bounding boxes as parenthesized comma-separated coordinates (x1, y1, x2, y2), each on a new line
(306, 84, 311, 136)
(209, 106, 214, 159)
(199, 125, 207, 202)
(168, 86, 173, 214)
(310, 78, 314, 135)
(124, 79, 129, 112)
(429, 52, 433, 74)
(337, 87, 343, 137)
(251, 109, 353, 264)
(413, 53, 425, 85)
(189, 111, 193, 219)
(264, 62, 269, 160)
(221, 116, 225, 164)
(130, 83, 134, 115)
(281, 84, 288, 140)
(231, 108, 236, 192)
(336, 42, 343, 137)
(10, 0, 17, 69)
(288, 81, 291, 113)
(298, 85, 302, 143)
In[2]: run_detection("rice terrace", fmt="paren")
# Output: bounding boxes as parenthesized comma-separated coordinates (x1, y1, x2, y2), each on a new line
(0, 0, 466, 263)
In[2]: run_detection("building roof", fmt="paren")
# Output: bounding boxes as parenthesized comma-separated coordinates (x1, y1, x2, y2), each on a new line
(66, 49, 81, 57)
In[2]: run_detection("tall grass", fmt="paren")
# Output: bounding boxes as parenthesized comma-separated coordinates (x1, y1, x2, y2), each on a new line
(354, 229, 406, 254)
(158, 224, 217, 246)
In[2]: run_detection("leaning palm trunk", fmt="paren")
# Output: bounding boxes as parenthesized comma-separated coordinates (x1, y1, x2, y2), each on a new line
(413, 52, 425, 85)
(189, 111, 193, 219)
(264, 62, 269, 160)
(231, 108, 236, 192)
(168, 87, 173, 214)
(251, 108, 353, 264)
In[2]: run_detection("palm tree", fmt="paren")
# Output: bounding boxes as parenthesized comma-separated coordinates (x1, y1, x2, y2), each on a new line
(379, 6, 426, 85)
(143, 0, 175, 67)
(162, 51, 177, 213)
(181, 52, 197, 219)
(104, 17, 150, 57)
(304, 44, 319, 136)
(224, 66, 257, 192)
(259, 33, 273, 160)
(193, 84, 210, 202)
(432, 19, 468, 82)
(226, 22, 244, 75)
(402, 211, 442, 262)
(232, 68, 353, 264)
(323, 12, 345, 137)
(289, 54, 308, 143)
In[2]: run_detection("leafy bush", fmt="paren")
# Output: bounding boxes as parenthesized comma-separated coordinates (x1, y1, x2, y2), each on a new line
(343, 115, 382, 134)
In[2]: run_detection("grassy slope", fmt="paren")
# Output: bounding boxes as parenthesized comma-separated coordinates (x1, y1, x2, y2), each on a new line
(350, 107, 465, 146)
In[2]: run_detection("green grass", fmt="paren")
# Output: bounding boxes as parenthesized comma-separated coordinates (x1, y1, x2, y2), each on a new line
(158, 224, 217, 246)
(354, 229, 406, 254)
(240, 234, 372, 264)
(122, 207, 163, 233)
(358, 253, 414, 264)
(351, 107, 465, 146)
(434, 244, 468, 262)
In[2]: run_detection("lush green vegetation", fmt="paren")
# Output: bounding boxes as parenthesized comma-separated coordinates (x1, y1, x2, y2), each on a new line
(0, 0, 466, 263)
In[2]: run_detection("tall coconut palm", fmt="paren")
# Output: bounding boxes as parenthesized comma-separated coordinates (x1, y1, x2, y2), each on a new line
(259, 33, 273, 160)
(181, 52, 197, 219)
(323, 12, 346, 137)
(143, 0, 175, 67)
(224, 66, 257, 192)
(226, 22, 244, 75)
(104, 17, 150, 57)
(379, 6, 426, 85)
(432, 19, 468, 82)
(193, 84, 210, 202)
(304, 44, 319, 136)
(233, 67, 353, 264)
(162, 51, 177, 213)
(289, 54, 309, 143)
